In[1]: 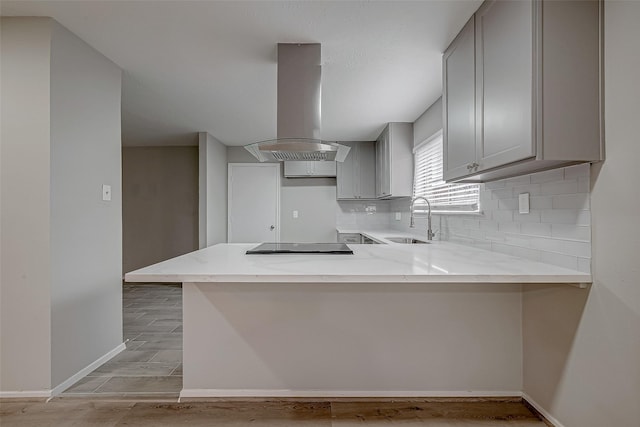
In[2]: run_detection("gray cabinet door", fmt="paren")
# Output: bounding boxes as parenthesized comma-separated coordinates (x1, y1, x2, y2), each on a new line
(443, 16, 477, 181)
(358, 142, 377, 199)
(337, 142, 376, 200)
(284, 161, 310, 177)
(312, 161, 337, 177)
(476, 0, 535, 170)
(337, 142, 356, 199)
(285, 161, 336, 177)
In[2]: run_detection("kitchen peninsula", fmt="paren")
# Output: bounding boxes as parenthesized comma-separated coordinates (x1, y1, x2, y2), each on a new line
(125, 242, 589, 399)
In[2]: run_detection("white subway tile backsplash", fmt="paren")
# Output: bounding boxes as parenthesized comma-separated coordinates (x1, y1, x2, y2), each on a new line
(485, 180, 506, 190)
(505, 234, 534, 248)
(529, 236, 565, 253)
(513, 184, 541, 196)
(541, 209, 591, 225)
(564, 163, 590, 179)
(498, 198, 519, 210)
(551, 224, 590, 241)
(342, 163, 591, 274)
(504, 175, 531, 187)
(531, 169, 564, 184)
(479, 220, 499, 232)
(480, 198, 499, 211)
(529, 196, 553, 210)
(520, 222, 552, 237)
(436, 165, 591, 273)
(577, 176, 591, 193)
(514, 210, 542, 223)
(493, 210, 514, 223)
(492, 188, 514, 200)
(540, 179, 579, 196)
(498, 221, 521, 234)
(531, 168, 564, 184)
(562, 240, 591, 258)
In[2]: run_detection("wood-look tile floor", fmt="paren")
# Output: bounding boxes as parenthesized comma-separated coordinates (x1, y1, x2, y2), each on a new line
(62, 283, 183, 397)
(0, 398, 547, 426)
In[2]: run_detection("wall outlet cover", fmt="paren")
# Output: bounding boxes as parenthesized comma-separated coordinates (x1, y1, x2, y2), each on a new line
(395, 212, 402, 221)
(102, 184, 112, 201)
(293, 210, 299, 219)
(519, 192, 530, 214)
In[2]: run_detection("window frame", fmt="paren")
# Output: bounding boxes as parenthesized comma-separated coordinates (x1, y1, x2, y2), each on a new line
(413, 130, 480, 214)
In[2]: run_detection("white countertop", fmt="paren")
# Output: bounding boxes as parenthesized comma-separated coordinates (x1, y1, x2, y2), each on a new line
(124, 238, 591, 284)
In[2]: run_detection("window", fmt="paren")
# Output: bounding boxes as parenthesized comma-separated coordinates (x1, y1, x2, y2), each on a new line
(413, 131, 479, 213)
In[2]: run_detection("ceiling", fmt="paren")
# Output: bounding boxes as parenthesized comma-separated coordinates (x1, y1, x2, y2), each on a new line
(1, 1, 481, 147)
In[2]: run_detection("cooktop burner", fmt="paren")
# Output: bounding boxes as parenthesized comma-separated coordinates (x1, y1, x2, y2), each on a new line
(246, 242, 353, 255)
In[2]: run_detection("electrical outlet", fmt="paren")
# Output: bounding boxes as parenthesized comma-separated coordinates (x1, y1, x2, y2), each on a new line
(292, 210, 299, 219)
(102, 184, 112, 201)
(395, 212, 401, 221)
(519, 193, 530, 214)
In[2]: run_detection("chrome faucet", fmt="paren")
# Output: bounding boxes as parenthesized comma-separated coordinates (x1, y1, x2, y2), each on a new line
(410, 196, 435, 240)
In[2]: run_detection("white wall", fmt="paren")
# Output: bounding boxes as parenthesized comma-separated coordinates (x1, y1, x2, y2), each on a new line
(227, 146, 339, 242)
(522, 2, 640, 426)
(199, 132, 228, 247)
(413, 97, 442, 148)
(0, 17, 53, 393)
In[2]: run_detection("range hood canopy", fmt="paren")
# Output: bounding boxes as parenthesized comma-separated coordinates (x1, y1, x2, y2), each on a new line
(245, 43, 350, 162)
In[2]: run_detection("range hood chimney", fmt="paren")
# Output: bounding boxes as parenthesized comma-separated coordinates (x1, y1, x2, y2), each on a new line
(245, 44, 350, 162)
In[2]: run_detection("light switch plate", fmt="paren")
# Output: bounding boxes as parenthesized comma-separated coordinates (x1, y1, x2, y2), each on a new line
(102, 184, 112, 201)
(519, 192, 530, 214)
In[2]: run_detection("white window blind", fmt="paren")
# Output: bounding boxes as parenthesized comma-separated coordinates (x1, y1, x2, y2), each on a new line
(413, 132, 479, 212)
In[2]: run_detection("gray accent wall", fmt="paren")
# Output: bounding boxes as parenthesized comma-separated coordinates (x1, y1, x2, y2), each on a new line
(0, 18, 123, 393)
(49, 21, 123, 389)
(123, 146, 199, 273)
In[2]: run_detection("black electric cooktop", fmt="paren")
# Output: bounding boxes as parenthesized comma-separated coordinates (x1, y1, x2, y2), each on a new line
(246, 242, 353, 255)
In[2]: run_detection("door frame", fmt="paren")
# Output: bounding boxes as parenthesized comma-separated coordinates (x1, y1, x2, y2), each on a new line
(227, 163, 281, 243)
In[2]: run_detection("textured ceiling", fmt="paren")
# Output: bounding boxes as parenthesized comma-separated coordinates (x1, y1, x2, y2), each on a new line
(1, 1, 481, 146)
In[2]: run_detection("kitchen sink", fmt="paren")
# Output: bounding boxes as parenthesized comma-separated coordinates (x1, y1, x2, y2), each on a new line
(385, 237, 430, 244)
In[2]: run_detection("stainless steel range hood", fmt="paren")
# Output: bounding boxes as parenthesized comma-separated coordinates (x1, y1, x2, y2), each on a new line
(245, 44, 350, 162)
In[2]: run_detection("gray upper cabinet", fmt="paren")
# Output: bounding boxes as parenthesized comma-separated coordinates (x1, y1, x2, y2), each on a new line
(443, 16, 477, 181)
(443, 0, 603, 183)
(337, 142, 376, 200)
(375, 123, 413, 198)
(284, 161, 337, 177)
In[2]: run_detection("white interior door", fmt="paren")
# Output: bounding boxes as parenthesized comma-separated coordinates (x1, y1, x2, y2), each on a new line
(228, 163, 280, 243)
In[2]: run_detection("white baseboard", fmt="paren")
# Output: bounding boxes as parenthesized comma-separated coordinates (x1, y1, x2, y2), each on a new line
(522, 393, 565, 427)
(180, 389, 522, 399)
(49, 342, 126, 398)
